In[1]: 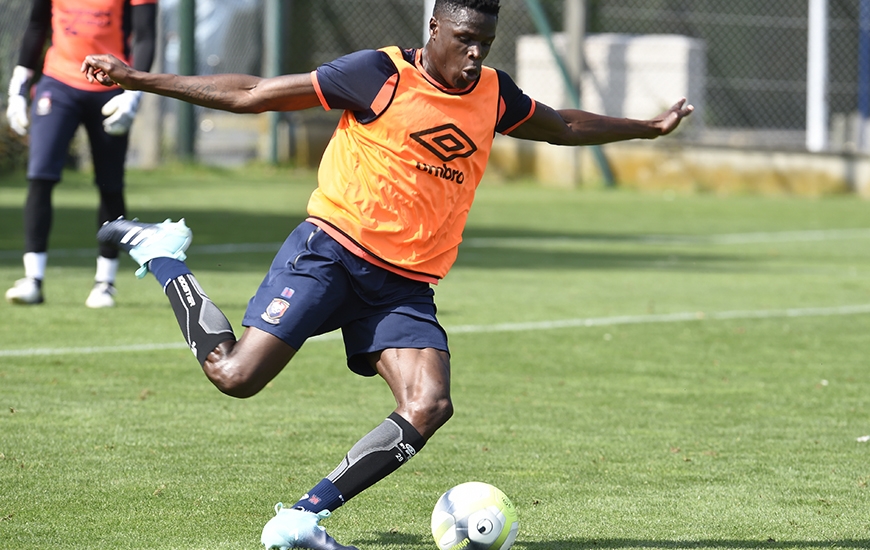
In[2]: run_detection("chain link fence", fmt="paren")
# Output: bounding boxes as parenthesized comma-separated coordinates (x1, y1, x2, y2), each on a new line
(584, 0, 863, 150)
(0, 0, 866, 171)
(0, 0, 33, 172)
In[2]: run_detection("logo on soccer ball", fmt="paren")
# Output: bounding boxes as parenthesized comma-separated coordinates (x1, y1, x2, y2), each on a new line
(410, 124, 478, 162)
(476, 518, 494, 535)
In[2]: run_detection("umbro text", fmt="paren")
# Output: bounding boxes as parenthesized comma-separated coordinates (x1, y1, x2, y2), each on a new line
(416, 161, 465, 184)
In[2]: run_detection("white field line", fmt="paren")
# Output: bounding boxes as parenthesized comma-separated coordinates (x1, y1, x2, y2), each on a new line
(2, 228, 870, 261)
(447, 303, 870, 334)
(2, 303, 869, 358)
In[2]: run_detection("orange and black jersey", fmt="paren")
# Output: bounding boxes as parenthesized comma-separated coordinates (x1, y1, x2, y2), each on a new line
(18, 0, 157, 91)
(307, 47, 536, 282)
(313, 47, 534, 133)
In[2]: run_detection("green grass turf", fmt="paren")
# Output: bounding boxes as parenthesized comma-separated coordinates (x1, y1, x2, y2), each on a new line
(1, 166, 869, 549)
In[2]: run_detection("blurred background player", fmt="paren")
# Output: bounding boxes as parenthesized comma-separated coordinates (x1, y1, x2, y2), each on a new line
(4, 0, 157, 307)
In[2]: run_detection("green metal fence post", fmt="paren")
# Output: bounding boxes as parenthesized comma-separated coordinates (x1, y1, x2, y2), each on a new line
(265, 0, 285, 164)
(177, 0, 196, 162)
(523, 0, 615, 187)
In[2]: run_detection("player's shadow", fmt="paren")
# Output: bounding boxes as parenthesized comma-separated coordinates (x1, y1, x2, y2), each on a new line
(0, 204, 307, 273)
(357, 534, 870, 549)
(0, 206, 756, 274)
(456, 226, 750, 273)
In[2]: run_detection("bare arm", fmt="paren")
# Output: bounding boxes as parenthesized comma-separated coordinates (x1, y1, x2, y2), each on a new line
(81, 54, 321, 113)
(509, 98, 694, 146)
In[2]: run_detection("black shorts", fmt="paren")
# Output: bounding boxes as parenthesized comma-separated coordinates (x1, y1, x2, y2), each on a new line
(242, 222, 450, 376)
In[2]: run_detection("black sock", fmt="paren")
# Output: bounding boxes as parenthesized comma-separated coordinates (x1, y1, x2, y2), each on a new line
(23, 179, 56, 253)
(164, 273, 236, 365)
(324, 412, 426, 503)
(97, 190, 125, 259)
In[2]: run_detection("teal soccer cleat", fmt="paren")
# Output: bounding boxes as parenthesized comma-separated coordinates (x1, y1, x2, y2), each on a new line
(97, 218, 192, 278)
(261, 504, 359, 550)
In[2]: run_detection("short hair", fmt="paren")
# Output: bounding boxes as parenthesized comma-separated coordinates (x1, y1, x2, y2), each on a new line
(433, 0, 500, 17)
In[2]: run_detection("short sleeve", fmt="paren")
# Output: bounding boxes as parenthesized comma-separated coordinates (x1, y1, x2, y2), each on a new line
(495, 69, 535, 135)
(314, 49, 399, 118)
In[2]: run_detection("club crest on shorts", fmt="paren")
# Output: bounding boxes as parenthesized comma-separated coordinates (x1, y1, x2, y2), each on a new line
(261, 298, 290, 325)
(36, 92, 52, 116)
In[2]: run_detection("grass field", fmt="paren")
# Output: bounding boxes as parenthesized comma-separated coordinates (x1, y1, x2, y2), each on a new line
(1, 166, 869, 550)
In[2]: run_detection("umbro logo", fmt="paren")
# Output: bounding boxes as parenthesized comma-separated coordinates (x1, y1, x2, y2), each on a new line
(410, 124, 477, 162)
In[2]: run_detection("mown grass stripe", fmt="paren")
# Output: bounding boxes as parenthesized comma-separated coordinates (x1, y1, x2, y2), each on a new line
(2, 227, 870, 262)
(3, 303, 868, 357)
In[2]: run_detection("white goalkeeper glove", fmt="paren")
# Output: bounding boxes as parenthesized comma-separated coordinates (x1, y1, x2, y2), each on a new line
(101, 89, 142, 136)
(6, 65, 33, 136)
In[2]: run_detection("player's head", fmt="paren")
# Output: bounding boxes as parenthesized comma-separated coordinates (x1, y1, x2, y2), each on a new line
(432, 0, 500, 18)
(425, 0, 500, 89)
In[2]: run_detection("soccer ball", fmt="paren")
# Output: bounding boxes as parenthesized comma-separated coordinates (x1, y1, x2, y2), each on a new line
(430, 482, 519, 550)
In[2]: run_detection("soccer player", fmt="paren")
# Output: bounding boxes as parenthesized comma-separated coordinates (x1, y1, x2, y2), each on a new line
(4, 0, 157, 308)
(82, 0, 692, 548)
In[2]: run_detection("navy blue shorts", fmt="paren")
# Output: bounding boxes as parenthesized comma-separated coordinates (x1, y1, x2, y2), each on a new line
(28, 76, 128, 189)
(242, 222, 449, 376)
